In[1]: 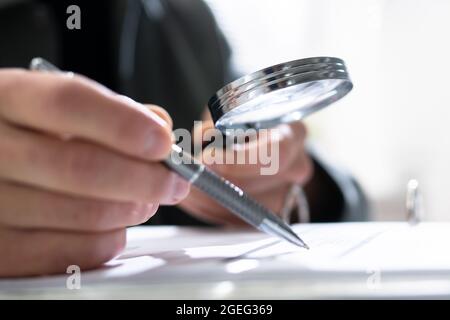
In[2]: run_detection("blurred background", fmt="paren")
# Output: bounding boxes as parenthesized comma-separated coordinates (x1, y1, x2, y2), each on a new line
(204, 0, 450, 221)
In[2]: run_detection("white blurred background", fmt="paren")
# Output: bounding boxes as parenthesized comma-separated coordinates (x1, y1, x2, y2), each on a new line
(205, 0, 450, 221)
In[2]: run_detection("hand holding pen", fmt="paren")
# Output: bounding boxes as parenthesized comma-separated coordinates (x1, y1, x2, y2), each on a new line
(31, 58, 310, 247)
(0, 63, 189, 277)
(0, 58, 311, 277)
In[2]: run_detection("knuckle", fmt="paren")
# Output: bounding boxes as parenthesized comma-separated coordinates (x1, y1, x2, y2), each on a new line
(0, 70, 30, 119)
(45, 76, 84, 114)
(121, 163, 169, 202)
(60, 143, 105, 188)
(0, 68, 25, 95)
(76, 200, 114, 231)
(0, 124, 18, 170)
(0, 69, 26, 96)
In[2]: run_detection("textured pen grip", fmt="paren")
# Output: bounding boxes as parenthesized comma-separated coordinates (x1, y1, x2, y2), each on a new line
(163, 145, 278, 228)
(191, 168, 271, 227)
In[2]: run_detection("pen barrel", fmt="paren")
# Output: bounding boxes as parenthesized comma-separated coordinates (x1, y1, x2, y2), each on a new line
(192, 168, 270, 227)
(164, 145, 276, 228)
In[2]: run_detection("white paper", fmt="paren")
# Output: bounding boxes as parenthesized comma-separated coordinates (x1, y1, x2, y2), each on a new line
(2, 222, 450, 298)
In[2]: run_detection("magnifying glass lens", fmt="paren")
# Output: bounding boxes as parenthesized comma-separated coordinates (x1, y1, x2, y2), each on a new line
(209, 57, 353, 133)
(214, 77, 351, 131)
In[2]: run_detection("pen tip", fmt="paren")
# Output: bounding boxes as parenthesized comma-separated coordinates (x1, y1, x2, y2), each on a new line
(259, 218, 310, 249)
(286, 232, 309, 249)
(297, 238, 310, 250)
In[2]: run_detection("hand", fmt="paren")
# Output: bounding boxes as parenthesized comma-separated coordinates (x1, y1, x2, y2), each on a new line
(0, 69, 190, 277)
(178, 117, 313, 225)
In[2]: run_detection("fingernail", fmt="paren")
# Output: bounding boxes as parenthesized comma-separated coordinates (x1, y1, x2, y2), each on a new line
(147, 109, 169, 128)
(144, 203, 159, 220)
(115, 95, 171, 158)
(142, 128, 171, 158)
(168, 174, 190, 203)
(143, 128, 157, 154)
(118, 95, 169, 128)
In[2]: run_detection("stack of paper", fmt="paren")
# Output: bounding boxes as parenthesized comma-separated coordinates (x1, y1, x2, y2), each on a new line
(1, 222, 450, 299)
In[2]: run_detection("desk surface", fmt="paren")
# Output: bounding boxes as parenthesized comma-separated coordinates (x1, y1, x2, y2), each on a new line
(1, 222, 450, 299)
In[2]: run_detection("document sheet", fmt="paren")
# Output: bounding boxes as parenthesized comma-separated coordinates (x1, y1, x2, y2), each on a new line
(1, 222, 450, 298)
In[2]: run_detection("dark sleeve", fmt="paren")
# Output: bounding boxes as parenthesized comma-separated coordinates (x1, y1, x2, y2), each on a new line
(118, 0, 233, 130)
(0, 0, 60, 68)
(304, 145, 370, 222)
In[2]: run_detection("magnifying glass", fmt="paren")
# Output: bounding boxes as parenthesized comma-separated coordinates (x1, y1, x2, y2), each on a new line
(200, 56, 352, 245)
(30, 56, 352, 249)
(208, 56, 352, 133)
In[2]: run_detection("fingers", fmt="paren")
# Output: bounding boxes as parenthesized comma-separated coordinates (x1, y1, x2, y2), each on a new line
(180, 119, 313, 225)
(0, 69, 172, 161)
(0, 121, 190, 204)
(0, 227, 126, 277)
(0, 181, 158, 231)
(180, 182, 291, 226)
(194, 120, 310, 193)
(0, 71, 185, 277)
(193, 120, 265, 177)
(179, 186, 245, 225)
(147, 104, 173, 129)
(200, 122, 305, 176)
(281, 146, 314, 185)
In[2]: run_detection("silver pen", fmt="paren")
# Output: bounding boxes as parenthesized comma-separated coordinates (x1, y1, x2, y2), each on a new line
(30, 57, 309, 249)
